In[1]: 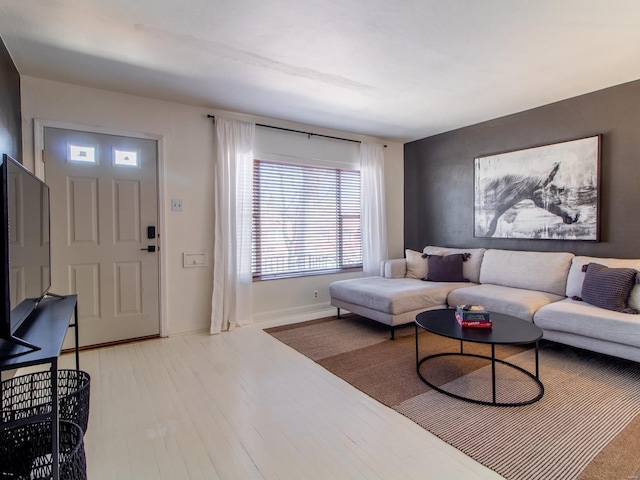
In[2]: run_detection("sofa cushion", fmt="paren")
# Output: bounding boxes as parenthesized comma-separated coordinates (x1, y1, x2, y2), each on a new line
(425, 254, 470, 282)
(329, 277, 470, 315)
(534, 298, 640, 349)
(405, 249, 429, 279)
(423, 246, 486, 283)
(479, 249, 574, 296)
(565, 256, 640, 311)
(447, 284, 565, 322)
(580, 263, 638, 313)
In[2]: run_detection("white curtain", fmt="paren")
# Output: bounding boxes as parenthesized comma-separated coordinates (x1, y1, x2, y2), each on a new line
(360, 142, 388, 276)
(211, 117, 255, 334)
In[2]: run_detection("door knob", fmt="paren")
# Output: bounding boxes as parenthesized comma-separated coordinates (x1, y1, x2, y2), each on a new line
(141, 246, 156, 252)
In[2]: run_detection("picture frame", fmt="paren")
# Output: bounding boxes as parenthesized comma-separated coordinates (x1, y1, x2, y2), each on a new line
(474, 135, 600, 240)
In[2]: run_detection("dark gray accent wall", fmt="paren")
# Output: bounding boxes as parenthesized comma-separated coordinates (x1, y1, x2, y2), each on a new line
(0, 36, 21, 161)
(405, 79, 640, 259)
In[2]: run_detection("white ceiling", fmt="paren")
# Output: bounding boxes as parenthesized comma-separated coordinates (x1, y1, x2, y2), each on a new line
(2, 1, 640, 142)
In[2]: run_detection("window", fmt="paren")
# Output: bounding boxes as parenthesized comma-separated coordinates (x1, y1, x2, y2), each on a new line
(252, 159, 362, 280)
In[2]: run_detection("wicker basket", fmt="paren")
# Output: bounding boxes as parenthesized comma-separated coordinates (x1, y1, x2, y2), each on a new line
(0, 420, 86, 479)
(1, 369, 90, 433)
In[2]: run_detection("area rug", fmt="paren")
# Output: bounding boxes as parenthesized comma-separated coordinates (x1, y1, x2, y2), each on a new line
(265, 315, 640, 480)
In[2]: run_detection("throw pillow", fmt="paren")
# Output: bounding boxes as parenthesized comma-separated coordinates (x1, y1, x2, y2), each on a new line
(425, 253, 470, 282)
(405, 249, 429, 279)
(580, 262, 639, 314)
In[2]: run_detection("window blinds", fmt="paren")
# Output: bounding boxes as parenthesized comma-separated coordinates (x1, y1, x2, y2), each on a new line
(252, 159, 362, 279)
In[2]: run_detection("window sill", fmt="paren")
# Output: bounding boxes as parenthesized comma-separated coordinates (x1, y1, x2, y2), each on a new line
(253, 267, 362, 282)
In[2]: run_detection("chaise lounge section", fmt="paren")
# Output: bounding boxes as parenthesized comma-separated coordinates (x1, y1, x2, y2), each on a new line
(329, 246, 486, 339)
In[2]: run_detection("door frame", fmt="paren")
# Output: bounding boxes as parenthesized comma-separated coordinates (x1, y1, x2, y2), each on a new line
(34, 118, 168, 338)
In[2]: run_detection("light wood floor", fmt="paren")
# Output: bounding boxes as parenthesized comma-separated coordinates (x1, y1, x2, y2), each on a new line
(54, 325, 503, 479)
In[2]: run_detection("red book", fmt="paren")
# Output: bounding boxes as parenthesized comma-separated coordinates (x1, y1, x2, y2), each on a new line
(455, 311, 492, 328)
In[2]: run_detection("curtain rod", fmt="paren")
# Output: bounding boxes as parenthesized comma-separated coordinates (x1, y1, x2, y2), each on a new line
(207, 115, 386, 147)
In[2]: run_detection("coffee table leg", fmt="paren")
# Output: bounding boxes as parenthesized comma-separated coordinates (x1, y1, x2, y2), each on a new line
(460, 339, 463, 354)
(535, 340, 539, 379)
(415, 323, 419, 370)
(491, 343, 496, 404)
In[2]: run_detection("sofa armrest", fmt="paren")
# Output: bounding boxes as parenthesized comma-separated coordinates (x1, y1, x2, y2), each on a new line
(383, 259, 407, 279)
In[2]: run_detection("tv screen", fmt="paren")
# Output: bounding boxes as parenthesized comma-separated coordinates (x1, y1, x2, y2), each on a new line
(1, 154, 51, 345)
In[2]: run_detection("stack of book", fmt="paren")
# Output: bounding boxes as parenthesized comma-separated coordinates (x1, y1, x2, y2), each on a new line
(455, 305, 492, 328)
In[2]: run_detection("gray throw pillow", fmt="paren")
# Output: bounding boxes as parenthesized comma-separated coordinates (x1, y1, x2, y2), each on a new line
(580, 262, 639, 314)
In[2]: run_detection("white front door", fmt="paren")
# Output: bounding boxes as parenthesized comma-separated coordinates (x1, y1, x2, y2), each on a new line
(44, 127, 160, 347)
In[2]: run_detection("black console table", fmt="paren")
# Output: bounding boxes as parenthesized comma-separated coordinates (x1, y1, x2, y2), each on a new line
(0, 294, 79, 480)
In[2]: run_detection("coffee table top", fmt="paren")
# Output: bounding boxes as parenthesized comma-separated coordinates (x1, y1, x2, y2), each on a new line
(415, 308, 542, 345)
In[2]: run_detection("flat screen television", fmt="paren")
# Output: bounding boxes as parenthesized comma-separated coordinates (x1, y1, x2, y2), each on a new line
(1, 153, 51, 352)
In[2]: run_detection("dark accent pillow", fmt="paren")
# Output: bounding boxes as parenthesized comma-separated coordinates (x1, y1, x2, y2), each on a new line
(424, 254, 470, 282)
(580, 262, 639, 314)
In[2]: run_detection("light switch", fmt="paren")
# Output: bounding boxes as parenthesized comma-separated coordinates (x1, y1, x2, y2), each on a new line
(183, 252, 206, 268)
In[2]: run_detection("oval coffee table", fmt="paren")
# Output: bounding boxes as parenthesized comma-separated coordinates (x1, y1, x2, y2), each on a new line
(415, 308, 544, 407)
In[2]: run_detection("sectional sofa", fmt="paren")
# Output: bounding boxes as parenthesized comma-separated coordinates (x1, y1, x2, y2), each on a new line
(329, 246, 640, 362)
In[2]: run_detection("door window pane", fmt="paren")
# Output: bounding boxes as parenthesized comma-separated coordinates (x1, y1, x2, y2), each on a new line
(114, 150, 138, 167)
(69, 145, 96, 163)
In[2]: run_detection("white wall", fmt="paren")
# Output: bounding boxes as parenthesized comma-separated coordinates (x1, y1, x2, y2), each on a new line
(20, 76, 404, 334)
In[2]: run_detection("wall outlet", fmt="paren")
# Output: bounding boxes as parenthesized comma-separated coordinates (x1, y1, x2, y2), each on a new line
(313, 290, 318, 299)
(171, 198, 183, 212)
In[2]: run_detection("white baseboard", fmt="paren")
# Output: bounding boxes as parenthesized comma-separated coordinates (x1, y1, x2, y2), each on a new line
(251, 302, 338, 329)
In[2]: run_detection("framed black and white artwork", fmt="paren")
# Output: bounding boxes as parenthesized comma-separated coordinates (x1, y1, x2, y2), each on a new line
(474, 135, 600, 240)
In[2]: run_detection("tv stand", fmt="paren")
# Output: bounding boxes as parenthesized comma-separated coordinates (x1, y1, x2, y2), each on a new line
(45, 291, 68, 300)
(1, 293, 69, 357)
(0, 294, 79, 480)
(3, 334, 41, 354)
